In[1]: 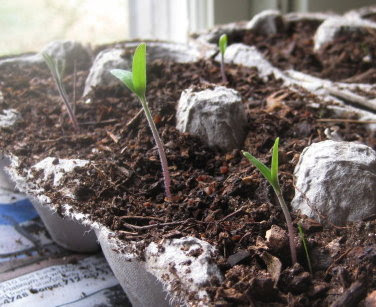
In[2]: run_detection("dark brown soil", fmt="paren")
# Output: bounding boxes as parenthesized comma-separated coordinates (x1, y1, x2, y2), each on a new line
(233, 19, 376, 83)
(1, 47, 375, 306)
(364, 13, 376, 23)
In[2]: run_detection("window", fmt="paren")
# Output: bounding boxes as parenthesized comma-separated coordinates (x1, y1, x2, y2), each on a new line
(128, 0, 213, 43)
(0, 0, 129, 55)
(3, 0, 371, 56)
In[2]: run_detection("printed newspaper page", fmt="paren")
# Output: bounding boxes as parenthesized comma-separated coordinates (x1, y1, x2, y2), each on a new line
(0, 188, 130, 306)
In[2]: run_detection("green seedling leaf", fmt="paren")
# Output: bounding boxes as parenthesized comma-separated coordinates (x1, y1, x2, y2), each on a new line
(219, 34, 228, 83)
(43, 53, 61, 83)
(242, 151, 272, 184)
(42, 52, 79, 131)
(110, 43, 146, 98)
(271, 137, 280, 190)
(42, 52, 54, 69)
(243, 138, 297, 264)
(132, 43, 147, 97)
(111, 43, 172, 199)
(42, 53, 53, 71)
(219, 34, 228, 56)
(298, 223, 313, 274)
(110, 69, 135, 93)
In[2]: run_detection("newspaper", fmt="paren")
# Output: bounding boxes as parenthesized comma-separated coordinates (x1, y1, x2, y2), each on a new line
(0, 188, 131, 307)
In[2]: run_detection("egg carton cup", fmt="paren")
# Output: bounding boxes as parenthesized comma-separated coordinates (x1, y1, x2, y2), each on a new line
(2, 33, 376, 306)
(191, 8, 376, 126)
(0, 40, 223, 306)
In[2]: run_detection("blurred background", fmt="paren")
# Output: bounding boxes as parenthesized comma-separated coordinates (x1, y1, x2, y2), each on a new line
(1, 0, 375, 56)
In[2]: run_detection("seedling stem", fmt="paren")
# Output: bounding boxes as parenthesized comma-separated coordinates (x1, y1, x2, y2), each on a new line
(298, 223, 313, 274)
(219, 34, 228, 83)
(243, 138, 297, 264)
(43, 53, 79, 131)
(139, 95, 172, 199)
(111, 44, 172, 199)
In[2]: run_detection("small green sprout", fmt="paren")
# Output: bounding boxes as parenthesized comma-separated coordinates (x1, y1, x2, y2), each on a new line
(218, 34, 228, 83)
(242, 138, 297, 264)
(42, 53, 79, 131)
(298, 223, 313, 274)
(111, 43, 172, 199)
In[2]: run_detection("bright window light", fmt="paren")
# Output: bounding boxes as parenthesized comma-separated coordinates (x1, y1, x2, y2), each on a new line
(0, 0, 129, 55)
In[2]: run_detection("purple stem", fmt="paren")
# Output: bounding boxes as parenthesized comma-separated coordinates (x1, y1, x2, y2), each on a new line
(275, 189, 297, 264)
(140, 96, 172, 199)
(220, 54, 227, 83)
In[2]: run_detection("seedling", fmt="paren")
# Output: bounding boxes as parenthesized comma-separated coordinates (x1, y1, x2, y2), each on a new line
(219, 34, 228, 83)
(298, 223, 313, 274)
(242, 138, 297, 264)
(42, 53, 79, 131)
(111, 43, 172, 199)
